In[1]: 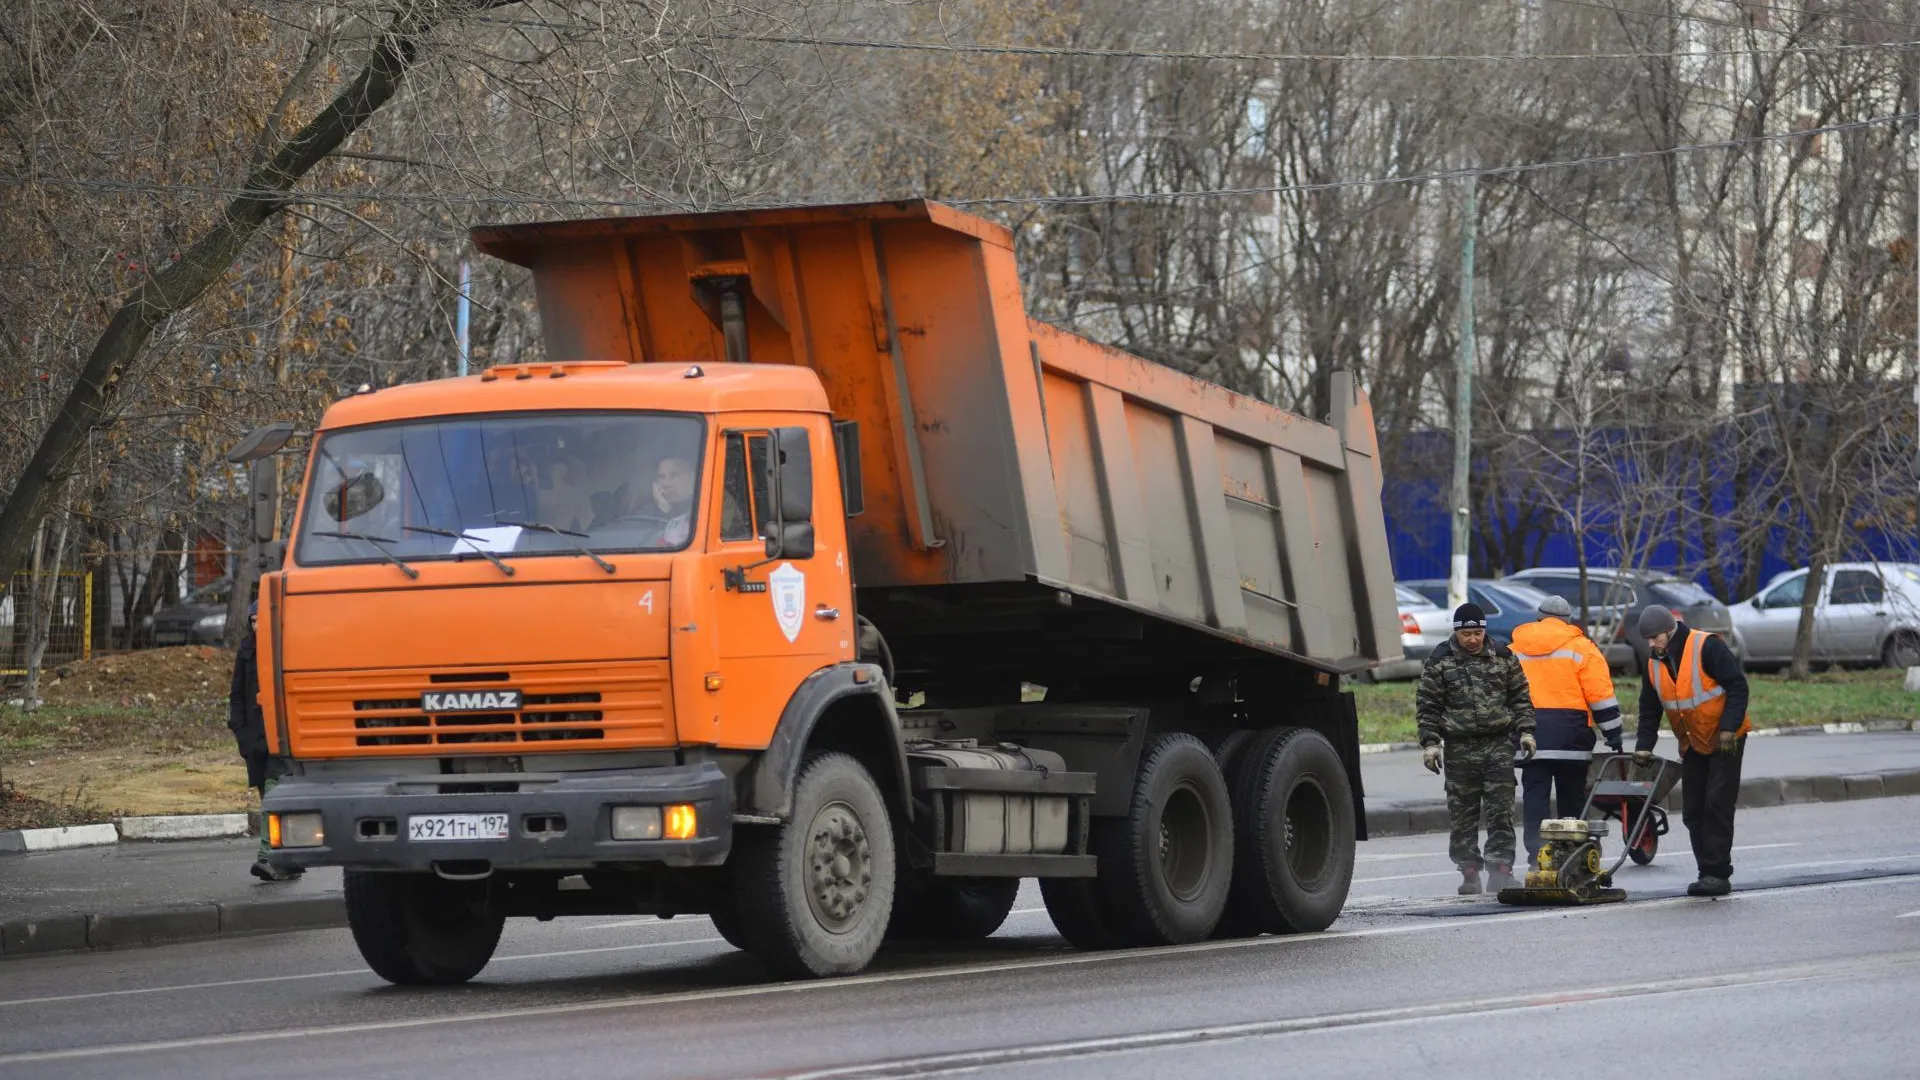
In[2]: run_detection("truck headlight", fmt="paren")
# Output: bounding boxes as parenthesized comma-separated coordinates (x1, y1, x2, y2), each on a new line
(610, 806, 662, 840)
(269, 812, 325, 848)
(196, 614, 225, 630)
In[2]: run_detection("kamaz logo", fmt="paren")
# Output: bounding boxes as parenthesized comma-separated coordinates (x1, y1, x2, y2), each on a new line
(421, 689, 523, 713)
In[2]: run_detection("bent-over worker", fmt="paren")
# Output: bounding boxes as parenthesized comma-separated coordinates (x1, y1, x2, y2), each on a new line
(1417, 603, 1537, 895)
(1633, 605, 1749, 897)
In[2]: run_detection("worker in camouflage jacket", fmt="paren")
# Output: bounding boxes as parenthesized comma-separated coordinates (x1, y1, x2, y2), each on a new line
(1416, 602, 1538, 895)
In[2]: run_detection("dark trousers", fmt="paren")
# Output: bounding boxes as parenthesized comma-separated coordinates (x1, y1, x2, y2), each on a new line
(1521, 760, 1589, 864)
(1680, 737, 1745, 879)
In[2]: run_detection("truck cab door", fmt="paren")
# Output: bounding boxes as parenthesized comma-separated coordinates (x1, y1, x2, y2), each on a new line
(697, 422, 853, 750)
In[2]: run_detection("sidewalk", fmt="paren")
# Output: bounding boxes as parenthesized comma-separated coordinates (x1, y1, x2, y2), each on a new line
(1, 839, 343, 957)
(1363, 730, 1920, 836)
(6, 731, 1920, 960)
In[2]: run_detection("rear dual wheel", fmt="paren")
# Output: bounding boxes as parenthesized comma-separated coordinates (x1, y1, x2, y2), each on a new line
(1043, 733, 1235, 948)
(1222, 727, 1357, 935)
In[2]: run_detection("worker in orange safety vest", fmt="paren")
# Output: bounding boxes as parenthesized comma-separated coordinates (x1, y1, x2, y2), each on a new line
(1633, 605, 1751, 898)
(1509, 594, 1624, 866)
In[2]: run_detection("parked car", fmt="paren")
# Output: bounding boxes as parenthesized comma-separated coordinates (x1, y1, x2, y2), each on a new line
(1401, 578, 1563, 651)
(1505, 567, 1734, 673)
(149, 579, 232, 646)
(1368, 584, 1455, 681)
(1730, 563, 1920, 670)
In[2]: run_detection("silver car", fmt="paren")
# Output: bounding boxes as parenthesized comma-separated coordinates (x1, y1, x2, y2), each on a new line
(1368, 583, 1455, 682)
(1731, 562, 1920, 670)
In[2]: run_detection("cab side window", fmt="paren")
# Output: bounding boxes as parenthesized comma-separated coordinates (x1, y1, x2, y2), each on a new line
(719, 432, 775, 542)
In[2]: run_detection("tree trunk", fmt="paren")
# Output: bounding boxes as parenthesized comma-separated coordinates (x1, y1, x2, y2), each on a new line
(1788, 554, 1828, 681)
(0, 3, 474, 596)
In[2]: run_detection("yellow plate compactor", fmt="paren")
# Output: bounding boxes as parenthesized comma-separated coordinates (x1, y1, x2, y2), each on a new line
(1498, 754, 1679, 907)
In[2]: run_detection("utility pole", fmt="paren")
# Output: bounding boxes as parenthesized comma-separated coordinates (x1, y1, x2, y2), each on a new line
(1450, 174, 1477, 612)
(457, 257, 472, 378)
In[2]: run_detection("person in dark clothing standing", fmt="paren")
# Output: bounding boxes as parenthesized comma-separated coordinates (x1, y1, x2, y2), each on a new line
(229, 602, 302, 881)
(1417, 603, 1537, 895)
(1633, 605, 1749, 897)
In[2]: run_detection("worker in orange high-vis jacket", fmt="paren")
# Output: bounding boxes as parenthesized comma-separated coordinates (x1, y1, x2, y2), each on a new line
(1509, 594, 1624, 866)
(1634, 605, 1751, 897)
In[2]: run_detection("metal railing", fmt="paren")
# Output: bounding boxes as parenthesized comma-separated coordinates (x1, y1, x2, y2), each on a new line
(1, 571, 94, 676)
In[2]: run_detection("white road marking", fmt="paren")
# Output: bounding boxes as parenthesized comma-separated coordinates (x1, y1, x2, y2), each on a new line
(1898, 910, 1920, 919)
(776, 953, 1920, 1079)
(6, 875, 1915, 1067)
(1732, 843, 1799, 852)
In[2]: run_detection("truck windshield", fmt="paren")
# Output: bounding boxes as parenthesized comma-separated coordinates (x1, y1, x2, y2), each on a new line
(295, 412, 704, 567)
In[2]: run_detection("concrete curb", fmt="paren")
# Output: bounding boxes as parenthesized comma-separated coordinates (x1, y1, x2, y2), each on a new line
(1358, 720, 1916, 755)
(0, 813, 252, 855)
(1365, 766, 1920, 838)
(1, 895, 346, 959)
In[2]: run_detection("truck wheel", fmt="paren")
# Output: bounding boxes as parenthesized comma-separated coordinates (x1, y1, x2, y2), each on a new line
(888, 875, 1020, 941)
(1225, 727, 1356, 934)
(731, 751, 896, 978)
(344, 870, 504, 986)
(1040, 860, 1124, 950)
(708, 899, 760, 952)
(1098, 732, 1234, 946)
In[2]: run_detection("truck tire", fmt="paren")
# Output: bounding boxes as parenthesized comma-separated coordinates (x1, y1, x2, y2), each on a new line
(888, 874, 1020, 941)
(708, 900, 760, 952)
(1097, 732, 1235, 947)
(1040, 861, 1123, 949)
(344, 870, 504, 986)
(1224, 727, 1356, 934)
(730, 750, 896, 977)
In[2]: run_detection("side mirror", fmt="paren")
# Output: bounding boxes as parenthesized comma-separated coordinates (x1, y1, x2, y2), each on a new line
(249, 459, 277, 545)
(767, 426, 812, 524)
(227, 421, 295, 464)
(258, 539, 285, 574)
(765, 522, 815, 561)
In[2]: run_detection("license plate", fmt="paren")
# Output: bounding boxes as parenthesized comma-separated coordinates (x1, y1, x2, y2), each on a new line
(408, 813, 510, 842)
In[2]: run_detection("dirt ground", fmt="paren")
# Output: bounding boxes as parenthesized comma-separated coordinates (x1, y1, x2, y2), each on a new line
(37, 645, 234, 709)
(3, 646, 249, 823)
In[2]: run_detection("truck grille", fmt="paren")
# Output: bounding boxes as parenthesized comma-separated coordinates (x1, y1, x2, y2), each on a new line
(350, 692, 606, 746)
(285, 662, 672, 755)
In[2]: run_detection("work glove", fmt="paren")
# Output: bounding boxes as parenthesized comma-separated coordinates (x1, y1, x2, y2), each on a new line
(1632, 749, 1654, 767)
(1606, 736, 1624, 754)
(1422, 744, 1443, 774)
(1517, 734, 1537, 762)
(1718, 730, 1740, 754)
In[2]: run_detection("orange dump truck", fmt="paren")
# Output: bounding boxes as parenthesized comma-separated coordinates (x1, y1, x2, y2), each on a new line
(249, 200, 1400, 985)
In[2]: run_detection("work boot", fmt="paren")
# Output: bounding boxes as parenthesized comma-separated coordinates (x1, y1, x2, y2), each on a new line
(1457, 869, 1482, 896)
(1686, 875, 1731, 897)
(251, 858, 304, 883)
(1486, 864, 1517, 892)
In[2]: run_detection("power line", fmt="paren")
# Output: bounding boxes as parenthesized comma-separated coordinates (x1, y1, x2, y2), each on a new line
(949, 110, 1917, 207)
(1547, 0, 1920, 38)
(703, 29, 1920, 63)
(236, 0, 1920, 63)
(2, 109, 1911, 213)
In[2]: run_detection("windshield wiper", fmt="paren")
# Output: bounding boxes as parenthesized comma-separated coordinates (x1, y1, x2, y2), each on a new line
(310, 530, 421, 579)
(401, 525, 516, 577)
(513, 520, 617, 574)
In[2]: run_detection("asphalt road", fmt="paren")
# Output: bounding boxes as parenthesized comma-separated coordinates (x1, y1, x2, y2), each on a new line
(3, 796, 1917, 1080)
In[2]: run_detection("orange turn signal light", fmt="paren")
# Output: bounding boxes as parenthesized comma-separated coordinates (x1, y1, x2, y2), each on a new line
(704, 674, 723, 692)
(267, 813, 283, 849)
(664, 803, 698, 841)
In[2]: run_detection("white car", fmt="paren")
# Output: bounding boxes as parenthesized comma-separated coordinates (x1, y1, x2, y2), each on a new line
(1730, 562, 1920, 669)
(1368, 584, 1455, 682)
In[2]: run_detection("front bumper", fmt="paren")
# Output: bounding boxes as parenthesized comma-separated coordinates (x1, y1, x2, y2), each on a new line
(261, 761, 733, 872)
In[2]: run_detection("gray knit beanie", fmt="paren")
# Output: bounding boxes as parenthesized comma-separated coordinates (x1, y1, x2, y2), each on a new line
(1638, 604, 1677, 639)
